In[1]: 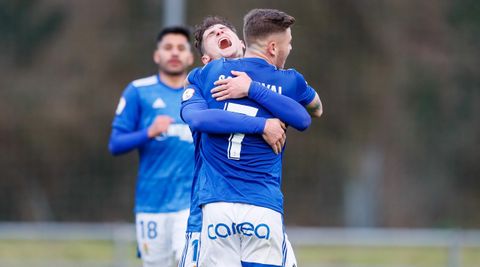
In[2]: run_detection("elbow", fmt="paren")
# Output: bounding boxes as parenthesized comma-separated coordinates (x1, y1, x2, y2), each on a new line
(307, 95, 323, 118)
(183, 114, 200, 132)
(188, 118, 202, 132)
(108, 141, 122, 156)
(313, 106, 323, 118)
(292, 112, 311, 131)
(297, 115, 312, 131)
(181, 110, 198, 132)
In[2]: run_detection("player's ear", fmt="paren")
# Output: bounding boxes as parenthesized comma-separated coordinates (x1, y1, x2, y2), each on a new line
(240, 40, 246, 51)
(153, 48, 161, 64)
(201, 55, 211, 65)
(267, 41, 276, 57)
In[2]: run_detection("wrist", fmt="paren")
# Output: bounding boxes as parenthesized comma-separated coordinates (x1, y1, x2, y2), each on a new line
(245, 79, 252, 96)
(147, 127, 156, 138)
(258, 118, 267, 134)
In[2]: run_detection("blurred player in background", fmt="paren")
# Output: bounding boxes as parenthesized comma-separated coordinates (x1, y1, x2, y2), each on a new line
(180, 10, 322, 267)
(108, 26, 194, 267)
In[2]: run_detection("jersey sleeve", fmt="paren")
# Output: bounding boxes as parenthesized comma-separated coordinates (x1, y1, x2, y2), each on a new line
(108, 128, 149, 155)
(248, 81, 311, 131)
(180, 82, 208, 121)
(181, 83, 266, 134)
(187, 67, 201, 87)
(109, 84, 150, 155)
(182, 67, 209, 106)
(111, 84, 140, 132)
(292, 71, 317, 106)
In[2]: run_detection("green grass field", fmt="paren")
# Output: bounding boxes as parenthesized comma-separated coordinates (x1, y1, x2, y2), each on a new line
(0, 240, 479, 267)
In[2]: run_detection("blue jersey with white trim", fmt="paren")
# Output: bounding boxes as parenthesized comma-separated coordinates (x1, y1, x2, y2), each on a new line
(112, 75, 194, 213)
(184, 58, 315, 214)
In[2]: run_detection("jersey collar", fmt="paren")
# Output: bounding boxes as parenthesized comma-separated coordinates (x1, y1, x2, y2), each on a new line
(241, 57, 277, 70)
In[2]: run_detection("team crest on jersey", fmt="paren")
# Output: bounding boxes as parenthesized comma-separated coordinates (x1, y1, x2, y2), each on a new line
(115, 97, 126, 115)
(152, 98, 166, 108)
(182, 88, 195, 101)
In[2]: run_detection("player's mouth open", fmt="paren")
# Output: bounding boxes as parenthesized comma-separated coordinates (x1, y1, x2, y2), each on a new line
(218, 37, 232, 49)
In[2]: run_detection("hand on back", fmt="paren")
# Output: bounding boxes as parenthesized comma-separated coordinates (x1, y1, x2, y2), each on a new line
(211, 71, 252, 101)
(262, 118, 287, 154)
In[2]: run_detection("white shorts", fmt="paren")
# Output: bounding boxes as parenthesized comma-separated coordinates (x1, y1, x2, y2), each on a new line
(136, 209, 189, 267)
(197, 202, 294, 267)
(284, 233, 298, 267)
(178, 231, 201, 267)
(179, 231, 297, 267)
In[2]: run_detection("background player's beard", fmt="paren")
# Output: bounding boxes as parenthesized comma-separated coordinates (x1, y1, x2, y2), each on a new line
(158, 60, 189, 76)
(159, 64, 187, 76)
(162, 69, 186, 76)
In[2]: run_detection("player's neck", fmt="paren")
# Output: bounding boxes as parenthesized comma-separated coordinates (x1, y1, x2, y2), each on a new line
(244, 46, 274, 66)
(158, 72, 186, 89)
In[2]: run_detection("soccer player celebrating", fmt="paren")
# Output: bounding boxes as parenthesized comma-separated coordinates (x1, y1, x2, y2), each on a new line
(108, 26, 194, 267)
(179, 16, 308, 267)
(180, 10, 322, 267)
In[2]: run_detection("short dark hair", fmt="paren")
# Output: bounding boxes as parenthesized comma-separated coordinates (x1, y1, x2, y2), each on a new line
(193, 16, 237, 56)
(243, 9, 295, 47)
(156, 26, 191, 44)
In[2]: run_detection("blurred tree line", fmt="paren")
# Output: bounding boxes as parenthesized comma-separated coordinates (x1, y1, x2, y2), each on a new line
(0, 0, 478, 227)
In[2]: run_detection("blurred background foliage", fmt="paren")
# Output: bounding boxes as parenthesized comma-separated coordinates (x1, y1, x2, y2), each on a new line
(0, 0, 478, 228)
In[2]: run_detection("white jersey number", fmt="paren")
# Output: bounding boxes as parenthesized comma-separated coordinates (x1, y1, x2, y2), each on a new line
(224, 103, 258, 160)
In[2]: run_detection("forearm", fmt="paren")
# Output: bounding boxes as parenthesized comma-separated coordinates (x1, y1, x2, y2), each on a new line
(182, 103, 266, 134)
(307, 93, 323, 118)
(248, 82, 311, 131)
(108, 128, 150, 155)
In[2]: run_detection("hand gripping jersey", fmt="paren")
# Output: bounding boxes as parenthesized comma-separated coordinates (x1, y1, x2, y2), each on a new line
(183, 58, 315, 215)
(112, 75, 195, 213)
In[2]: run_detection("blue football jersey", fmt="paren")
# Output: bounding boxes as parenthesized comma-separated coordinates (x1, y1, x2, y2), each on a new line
(183, 58, 315, 214)
(112, 75, 194, 213)
(184, 68, 205, 232)
(185, 130, 203, 232)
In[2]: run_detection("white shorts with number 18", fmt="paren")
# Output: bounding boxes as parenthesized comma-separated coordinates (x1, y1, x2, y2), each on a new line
(136, 209, 189, 267)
